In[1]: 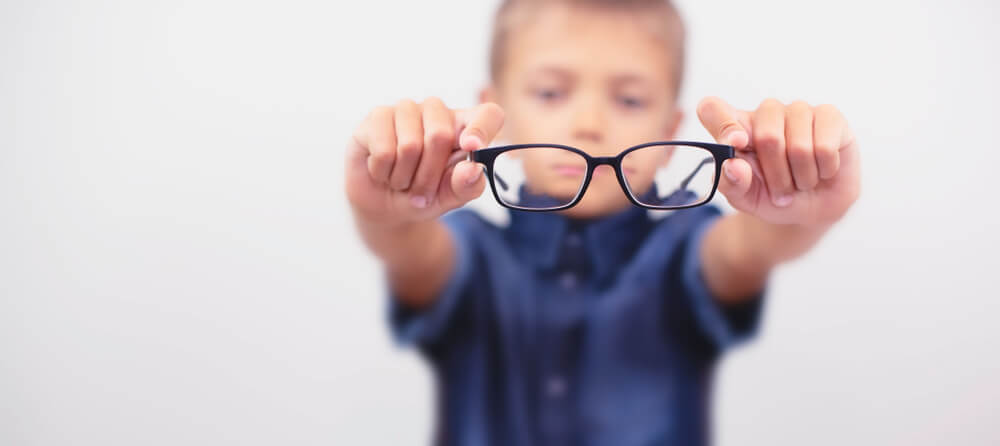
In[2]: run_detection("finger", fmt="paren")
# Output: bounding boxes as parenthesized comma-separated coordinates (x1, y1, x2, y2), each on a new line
(408, 97, 456, 208)
(813, 104, 846, 180)
(365, 106, 396, 184)
(388, 99, 423, 191)
(785, 101, 818, 191)
(456, 102, 505, 151)
(753, 98, 795, 207)
(717, 158, 754, 209)
(437, 159, 486, 211)
(696, 96, 752, 149)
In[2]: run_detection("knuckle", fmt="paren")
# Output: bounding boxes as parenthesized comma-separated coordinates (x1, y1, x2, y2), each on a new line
(372, 137, 396, 157)
(820, 157, 840, 177)
(786, 139, 812, 158)
(371, 148, 395, 166)
(754, 131, 784, 151)
(425, 127, 454, 149)
(421, 96, 445, 108)
(788, 100, 811, 111)
(815, 104, 844, 123)
(396, 98, 417, 109)
(464, 125, 486, 140)
(815, 103, 839, 115)
(720, 120, 742, 135)
(759, 97, 783, 109)
(371, 105, 393, 120)
(814, 140, 838, 156)
(397, 139, 422, 159)
(818, 154, 840, 178)
(787, 100, 813, 118)
(350, 125, 365, 147)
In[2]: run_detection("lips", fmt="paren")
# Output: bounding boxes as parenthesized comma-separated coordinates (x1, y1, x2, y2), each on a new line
(553, 164, 586, 176)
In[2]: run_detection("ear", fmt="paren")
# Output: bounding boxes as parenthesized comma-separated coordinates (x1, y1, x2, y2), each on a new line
(656, 107, 683, 168)
(478, 85, 498, 105)
(479, 85, 505, 142)
(664, 106, 684, 139)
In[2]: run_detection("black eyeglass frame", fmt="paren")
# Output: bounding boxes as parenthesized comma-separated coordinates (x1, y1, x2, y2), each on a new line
(469, 141, 734, 212)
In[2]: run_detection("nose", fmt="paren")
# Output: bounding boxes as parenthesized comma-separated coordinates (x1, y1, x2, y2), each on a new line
(570, 93, 606, 144)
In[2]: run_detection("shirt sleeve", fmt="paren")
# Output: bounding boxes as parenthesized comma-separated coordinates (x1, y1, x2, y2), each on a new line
(677, 209, 765, 351)
(385, 210, 477, 348)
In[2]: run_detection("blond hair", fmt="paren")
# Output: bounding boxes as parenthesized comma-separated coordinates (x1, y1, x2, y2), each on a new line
(488, 0, 686, 93)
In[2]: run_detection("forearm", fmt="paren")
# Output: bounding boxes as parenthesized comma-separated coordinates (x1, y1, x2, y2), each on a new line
(355, 216, 455, 309)
(700, 212, 830, 303)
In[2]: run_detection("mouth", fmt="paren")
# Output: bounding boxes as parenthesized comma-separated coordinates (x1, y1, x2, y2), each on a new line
(552, 164, 586, 177)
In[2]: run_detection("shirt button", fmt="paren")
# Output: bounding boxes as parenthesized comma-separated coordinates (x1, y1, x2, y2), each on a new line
(559, 272, 577, 290)
(566, 233, 582, 247)
(546, 376, 567, 398)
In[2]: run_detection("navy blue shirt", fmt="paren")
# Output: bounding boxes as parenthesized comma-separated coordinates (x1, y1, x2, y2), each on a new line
(388, 203, 764, 446)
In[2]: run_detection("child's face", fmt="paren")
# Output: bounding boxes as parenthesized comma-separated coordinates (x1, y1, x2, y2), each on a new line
(484, 3, 683, 219)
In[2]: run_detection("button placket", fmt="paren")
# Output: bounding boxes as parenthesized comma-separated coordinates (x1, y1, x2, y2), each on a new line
(546, 375, 567, 398)
(559, 272, 577, 290)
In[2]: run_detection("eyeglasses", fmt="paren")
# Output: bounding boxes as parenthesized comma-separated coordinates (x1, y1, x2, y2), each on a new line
(468, 141, 733, 211)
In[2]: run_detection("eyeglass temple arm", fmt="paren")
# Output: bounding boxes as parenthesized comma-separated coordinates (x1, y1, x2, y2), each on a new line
(679, 157, 714, 191)
(455, 150, 510, 191)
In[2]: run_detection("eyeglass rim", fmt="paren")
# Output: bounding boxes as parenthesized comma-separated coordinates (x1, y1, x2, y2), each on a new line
(468, 140, 735, 212)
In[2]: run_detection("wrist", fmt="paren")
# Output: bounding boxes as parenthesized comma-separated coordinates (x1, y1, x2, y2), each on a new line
(738, 213, 831, 265)
(353, 213, 441, 264)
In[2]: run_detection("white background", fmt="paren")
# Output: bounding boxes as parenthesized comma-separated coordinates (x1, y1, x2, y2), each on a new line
(2, 1, 998, 445)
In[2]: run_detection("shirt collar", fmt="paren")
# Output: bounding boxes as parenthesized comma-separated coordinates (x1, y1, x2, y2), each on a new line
(507, 199, 652, 282)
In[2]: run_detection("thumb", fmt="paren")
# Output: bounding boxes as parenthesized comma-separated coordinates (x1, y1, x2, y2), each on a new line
(436, 159, 486, 212)
(455, 102, 505, 152)
(717, 158, 754, 210)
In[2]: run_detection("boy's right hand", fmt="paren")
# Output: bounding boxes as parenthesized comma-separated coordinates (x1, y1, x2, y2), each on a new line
(346, 98, 504, 226)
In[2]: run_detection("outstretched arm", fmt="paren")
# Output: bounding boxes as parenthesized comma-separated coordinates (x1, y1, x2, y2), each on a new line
(346, 98, 505, 308)
(694, 97, 860, 302)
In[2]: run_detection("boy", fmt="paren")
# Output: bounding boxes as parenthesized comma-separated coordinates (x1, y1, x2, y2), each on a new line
(345, 0, 859, 444)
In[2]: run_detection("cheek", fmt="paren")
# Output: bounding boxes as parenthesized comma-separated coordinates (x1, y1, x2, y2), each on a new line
(622, 150, 671, 187)
(497, 94, 571, 143)
(520, 153, 569, 191)
(606, 105, 677, 143)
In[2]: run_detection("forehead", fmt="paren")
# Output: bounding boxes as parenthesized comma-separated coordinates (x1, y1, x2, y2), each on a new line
(501, 3, 676, 87)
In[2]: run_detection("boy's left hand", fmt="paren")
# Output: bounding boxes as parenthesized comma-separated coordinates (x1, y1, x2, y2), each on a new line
(696, 97, 860, 227)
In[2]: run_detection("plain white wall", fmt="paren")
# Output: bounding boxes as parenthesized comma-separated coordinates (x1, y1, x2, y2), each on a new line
(2, 0, 998, 445)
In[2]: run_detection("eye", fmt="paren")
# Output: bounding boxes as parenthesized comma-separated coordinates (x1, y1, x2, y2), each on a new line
(617, 95, 647, 109)
(533, 88, 565, 103)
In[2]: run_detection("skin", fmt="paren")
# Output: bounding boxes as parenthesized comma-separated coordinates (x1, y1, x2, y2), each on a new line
(345, 4, 860, 307)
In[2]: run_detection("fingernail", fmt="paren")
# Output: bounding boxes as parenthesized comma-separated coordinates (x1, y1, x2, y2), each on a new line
(724, 163, 739, 183)
(773, 194, 794, 207)
(465, 166, 484, 185)
(725, 129, 747, 147)
(410, 195, 428, 209)
(462, 134, 483, 150)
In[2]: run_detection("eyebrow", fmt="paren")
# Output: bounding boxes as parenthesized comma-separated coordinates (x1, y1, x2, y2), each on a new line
(608, 73, 654, 88)
(528, 65, 653, 85)
(527, 65, 575, 81)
